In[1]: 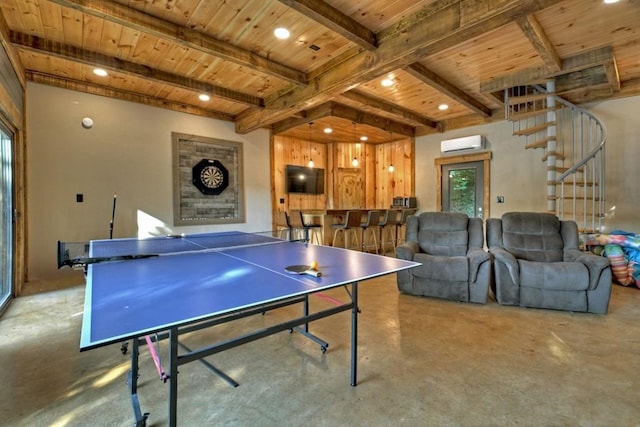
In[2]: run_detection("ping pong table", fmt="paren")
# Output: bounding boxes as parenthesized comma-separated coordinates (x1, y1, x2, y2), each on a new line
(80, 231, 419, 426)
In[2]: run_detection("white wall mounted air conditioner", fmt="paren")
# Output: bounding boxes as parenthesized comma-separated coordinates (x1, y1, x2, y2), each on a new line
(440, 135, 484, 153)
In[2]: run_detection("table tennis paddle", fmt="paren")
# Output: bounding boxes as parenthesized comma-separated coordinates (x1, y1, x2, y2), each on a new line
(285, 264, 322, 277)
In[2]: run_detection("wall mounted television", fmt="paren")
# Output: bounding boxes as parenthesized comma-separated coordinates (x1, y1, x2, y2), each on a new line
(286, 165, 325, 194)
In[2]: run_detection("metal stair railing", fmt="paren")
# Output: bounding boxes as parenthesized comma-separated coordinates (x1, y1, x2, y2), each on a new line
(505, 84, 606, 233)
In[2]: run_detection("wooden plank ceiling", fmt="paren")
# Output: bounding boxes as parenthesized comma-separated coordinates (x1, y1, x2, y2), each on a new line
(1, 0, 639, 144)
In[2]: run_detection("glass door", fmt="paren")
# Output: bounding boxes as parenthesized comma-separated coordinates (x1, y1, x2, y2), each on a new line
(442, 161, 484, 218)
(0, 125, 13, 313)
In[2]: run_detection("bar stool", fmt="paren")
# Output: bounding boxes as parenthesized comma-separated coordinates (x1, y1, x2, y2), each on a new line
(331, 210, 362, 250)
(298, 211, 323, 245)
(396, 209, 417, 246)
(380, 209, 401, 253)
(360, 210, 381, 253)
(376, 209, 389, 254)
(274, 211, 292, 240)
(289, 210, 321, 244)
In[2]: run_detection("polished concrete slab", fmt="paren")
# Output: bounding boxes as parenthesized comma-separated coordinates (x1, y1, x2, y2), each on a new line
(1, 274, 639, 426)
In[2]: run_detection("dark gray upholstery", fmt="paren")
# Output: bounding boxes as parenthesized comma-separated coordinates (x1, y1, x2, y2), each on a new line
(396, 212, 491, 304)
(487, 212, 612, 314)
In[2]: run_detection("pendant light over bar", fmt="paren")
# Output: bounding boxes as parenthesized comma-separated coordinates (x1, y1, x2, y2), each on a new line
(352, 122, 359, 167)
(308, 122, 314, 168)
(388, 130, 394, 172)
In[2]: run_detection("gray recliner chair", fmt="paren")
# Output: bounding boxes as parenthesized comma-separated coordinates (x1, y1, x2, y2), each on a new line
(487, 212, 612, 314)
(396, 212, 491, 304)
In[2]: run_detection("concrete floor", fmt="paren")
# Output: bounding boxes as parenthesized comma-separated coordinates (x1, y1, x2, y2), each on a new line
(1, 273, 640, 427)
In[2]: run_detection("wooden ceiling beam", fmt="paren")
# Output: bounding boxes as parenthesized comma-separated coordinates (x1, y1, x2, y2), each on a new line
(235, 0, 564, 134)
(276, 0, 377, 51)
(10, 31, 263, 107)
(603, 56, 621, 93)
(559, 76, 640, 104)
(271, 103, 334, 134)
(25, 71, 235, 121)
(0, 10, 25, 88)
(339, 90, 437, 128)
(516, 15, 561, 73)
(480, 46, 616, 92)
(272, 101, 415, 136)
(556, 66, 609, 94)
(416, 108, 504, 135)
(330, 103, 415, 137)
(404, 63, 492, 117)
(48, 0, 307, 85)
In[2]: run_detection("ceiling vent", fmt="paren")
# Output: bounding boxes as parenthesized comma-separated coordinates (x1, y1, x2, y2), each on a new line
(440, 135, 484, 153)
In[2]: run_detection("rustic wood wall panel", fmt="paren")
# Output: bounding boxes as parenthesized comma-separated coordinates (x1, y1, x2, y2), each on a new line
(0, 43, 22, 125)
(272, 135, 327, 212)
(272, 134, 414, 212)
(172, 132, 245, 225)
(336, 167, 363, 209)
(363, 143, 376, 208)
(374, 138, 415, 209)
(0, 25, 25, 295)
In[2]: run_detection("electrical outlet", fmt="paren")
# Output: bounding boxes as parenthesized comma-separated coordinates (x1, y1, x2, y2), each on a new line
(497, 196, 504, 203)
(76, 194, 84, 203)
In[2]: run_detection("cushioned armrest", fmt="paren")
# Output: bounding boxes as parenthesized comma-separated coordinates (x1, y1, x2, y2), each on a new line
(467, 248, 490, 282)
(396, 241, 419, 260)
(564, 248, 611, 289)
(490, 247, 520, 284)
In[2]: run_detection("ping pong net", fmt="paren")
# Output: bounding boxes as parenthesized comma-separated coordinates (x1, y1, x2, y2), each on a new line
(57, 231, 291, 269)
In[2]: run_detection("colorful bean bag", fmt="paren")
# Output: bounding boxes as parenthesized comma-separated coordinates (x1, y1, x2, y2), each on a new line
(584, 231, 640, 288)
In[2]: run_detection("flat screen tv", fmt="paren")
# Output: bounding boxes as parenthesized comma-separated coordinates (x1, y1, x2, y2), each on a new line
(286, 165, 325, 194)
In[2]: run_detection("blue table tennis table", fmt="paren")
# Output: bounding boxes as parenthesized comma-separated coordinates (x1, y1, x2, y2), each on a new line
(80, 231, 419, 426)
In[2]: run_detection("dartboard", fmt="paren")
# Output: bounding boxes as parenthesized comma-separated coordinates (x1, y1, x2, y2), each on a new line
(200, 165, 224, 189)
(192, 159, 229, 195)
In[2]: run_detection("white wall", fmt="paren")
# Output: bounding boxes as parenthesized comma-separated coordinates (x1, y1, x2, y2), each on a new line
(27, 83, 272, 280)
(26, 83, 640, 280)
(586, 96, 640, 232)
(415, 120, 547, 218)
(415, 96, 640, 232)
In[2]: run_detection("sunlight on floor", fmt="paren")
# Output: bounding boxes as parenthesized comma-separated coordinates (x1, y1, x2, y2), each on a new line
(548, 331, 574, 363)
(92, 362, 129, 388)
(49, 413, 75, 427)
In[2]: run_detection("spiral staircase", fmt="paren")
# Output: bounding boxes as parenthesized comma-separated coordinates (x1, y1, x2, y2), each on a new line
(505, 81, 606, 234)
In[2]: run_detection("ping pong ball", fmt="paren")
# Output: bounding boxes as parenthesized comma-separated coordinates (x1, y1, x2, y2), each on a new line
(310, 260, 318, 270)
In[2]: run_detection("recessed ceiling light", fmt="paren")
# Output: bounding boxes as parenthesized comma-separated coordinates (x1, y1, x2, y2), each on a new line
(381, 78, 394, 87)
(360, 136, 368, 142)
(603, 0, 619, 3)
(438, 103, 449, 111)
(93, 68, 108, 77)
(274, 27, 290, 39)
(81, 117, 94, 129)
(323, 127, 332, 134)
(199, 94, 210, 102)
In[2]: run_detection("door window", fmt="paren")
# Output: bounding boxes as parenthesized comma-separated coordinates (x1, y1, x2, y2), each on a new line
(0, 124, 13, 313)
(442, 161, 484, 218)
(435, 151, 491, 219)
